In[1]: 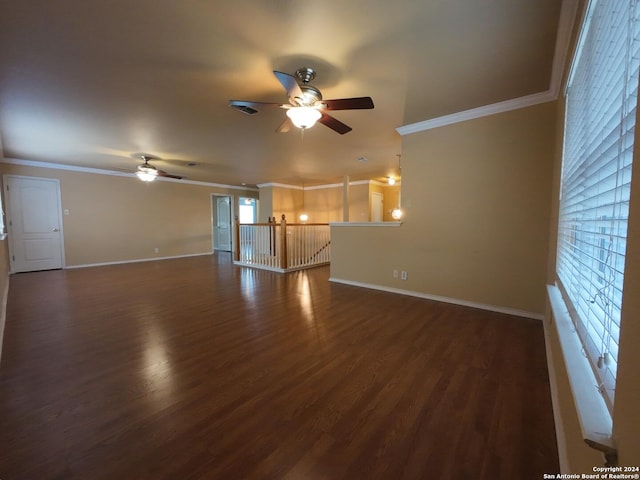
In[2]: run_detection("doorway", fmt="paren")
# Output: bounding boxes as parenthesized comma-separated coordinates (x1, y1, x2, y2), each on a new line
(371, 192, 383, 222)
(4, 175, 65, 272)
(239, 197, 257, 224)
(212, 195, 233, 252)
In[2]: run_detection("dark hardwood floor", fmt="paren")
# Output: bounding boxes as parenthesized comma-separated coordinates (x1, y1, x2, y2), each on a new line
(0, 253, 558, 479)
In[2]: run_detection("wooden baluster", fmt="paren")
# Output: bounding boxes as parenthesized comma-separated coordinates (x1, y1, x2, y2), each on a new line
(268, 216, 274, 258)
(234, 216, 240, 262)
(280, 214, 287, 270)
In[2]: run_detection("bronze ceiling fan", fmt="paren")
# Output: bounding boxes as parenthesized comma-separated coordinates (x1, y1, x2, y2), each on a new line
(229, 67, 374, 134)
(135, 155, 183, 182)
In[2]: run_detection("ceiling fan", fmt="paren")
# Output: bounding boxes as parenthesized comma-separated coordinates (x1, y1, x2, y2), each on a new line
(135, 155, 183, 182)
(229, 67, 374, 134)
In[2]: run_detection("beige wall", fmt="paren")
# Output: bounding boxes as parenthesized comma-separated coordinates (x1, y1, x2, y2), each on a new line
(0, 163, 257, 267)
(304, 187, 343, 223)
(331, 101, 557, 316)
(370, 182, 401, 222)
(270, 185, 301, 223)
(261, 182, 400, 224)
(258, 186, 273, 223)
(348, 183, 371, 222)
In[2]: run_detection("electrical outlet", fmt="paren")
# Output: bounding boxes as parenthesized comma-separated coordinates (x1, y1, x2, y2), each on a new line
(393, 269, 398, 278)
(154, 247, 159, 253)
(401, 271, 408, 280)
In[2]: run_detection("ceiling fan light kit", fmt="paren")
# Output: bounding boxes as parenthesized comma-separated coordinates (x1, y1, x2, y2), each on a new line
(136, 167, 158, 182)
(136, 156, 159, 182)
(229, 67, 374, 134)
(286, 106, 322, 129)
(134, 154, 182, 182)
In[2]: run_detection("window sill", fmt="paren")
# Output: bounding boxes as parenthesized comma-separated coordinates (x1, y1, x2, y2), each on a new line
(547, 284, 617, 464)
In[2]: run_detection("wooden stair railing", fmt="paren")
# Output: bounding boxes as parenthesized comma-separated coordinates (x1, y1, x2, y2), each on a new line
(235, 215, 330, 271)
(306, 240, 331, 263)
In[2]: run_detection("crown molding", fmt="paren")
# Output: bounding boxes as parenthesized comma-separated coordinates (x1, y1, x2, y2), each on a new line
(2, 157, 133, 177)
(0, 157, 258, 191)
(396, 90, 557, 136)
(344, 180, 373, 187)
(396, 0, 578, 136)
(257, 179, 396, 191)
(257, 182, 302, 190)
(307, 183, 342, 190)
(326, 179, 400, 188)
(370, 179, 401, 187)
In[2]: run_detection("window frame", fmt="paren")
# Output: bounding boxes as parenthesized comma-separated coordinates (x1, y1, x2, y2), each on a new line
(556, 0, 639, 414)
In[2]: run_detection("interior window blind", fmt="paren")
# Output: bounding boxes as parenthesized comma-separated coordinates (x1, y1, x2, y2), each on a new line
(557, 0, 639, 412)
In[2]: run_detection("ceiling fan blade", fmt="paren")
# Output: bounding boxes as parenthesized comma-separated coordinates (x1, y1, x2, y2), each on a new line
(318, 112, 352, 135)
(229, 100, 287, 108)
(321, 97, 375, 110)
(157, 169, 183, 180)
(273, 70, 304, 100)
(230, 100, 288, 116)
(276, 117, 293, 133)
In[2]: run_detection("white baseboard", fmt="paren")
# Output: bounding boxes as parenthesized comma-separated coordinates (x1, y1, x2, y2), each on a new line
(233, 261, 330, 274)
(65, 251, 214, 270)
(328, 277, 544, 320)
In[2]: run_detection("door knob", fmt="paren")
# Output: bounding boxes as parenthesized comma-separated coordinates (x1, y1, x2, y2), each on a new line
(52, 228, 59, 232)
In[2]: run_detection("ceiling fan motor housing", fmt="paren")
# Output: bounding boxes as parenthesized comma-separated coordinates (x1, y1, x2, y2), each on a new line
(295, 67, 316, 83)
(294, 84, 322, 106)
(290, 67, 322, 106)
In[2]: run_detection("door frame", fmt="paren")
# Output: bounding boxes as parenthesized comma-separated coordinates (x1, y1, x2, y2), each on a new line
(371, 191, 384, 222)
(3, 174, 66, 273)
(211, 193, 235, 253)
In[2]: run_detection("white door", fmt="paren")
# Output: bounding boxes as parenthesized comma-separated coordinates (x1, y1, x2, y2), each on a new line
(371, 192, 383, 222)
(5, 175, 64, 273)
(214, 196, 232, 251)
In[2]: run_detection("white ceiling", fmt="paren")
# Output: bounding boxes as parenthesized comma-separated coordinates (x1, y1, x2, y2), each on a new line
(0, 0, 563, 187)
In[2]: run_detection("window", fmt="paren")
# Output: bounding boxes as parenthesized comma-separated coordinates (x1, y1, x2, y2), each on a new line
(557, 0, 639, 412)
(239, 197, 257, 224)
